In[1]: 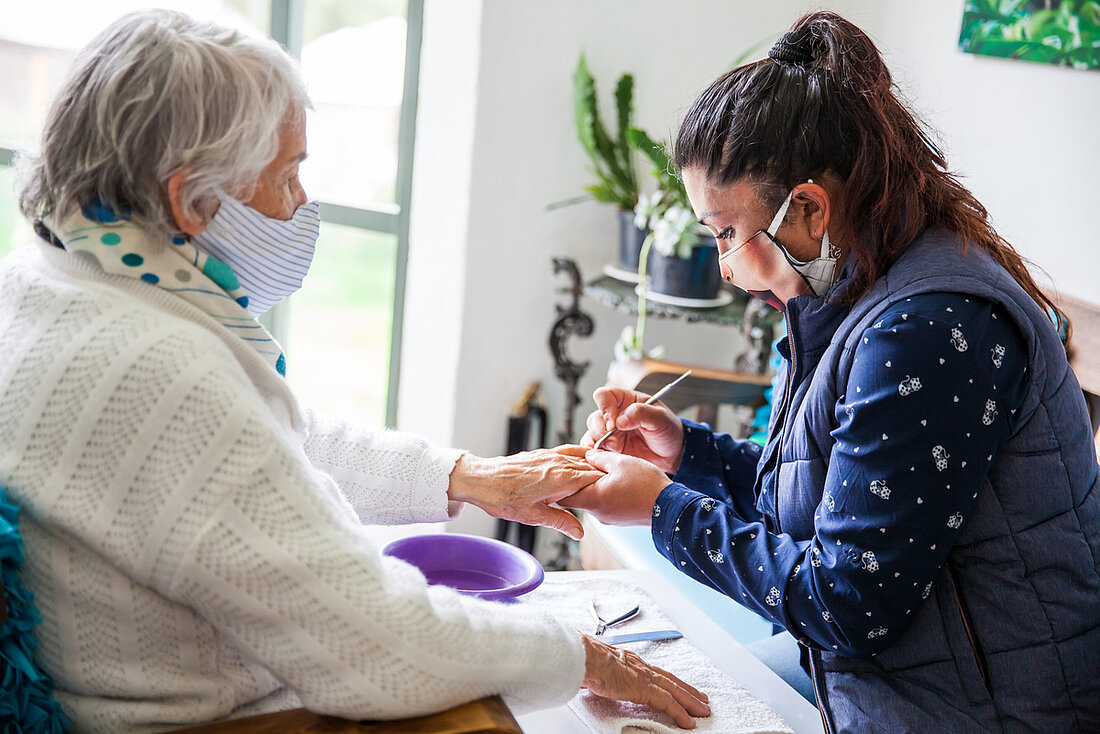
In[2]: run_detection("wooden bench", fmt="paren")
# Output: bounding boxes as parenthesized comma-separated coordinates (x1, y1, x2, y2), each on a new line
(169, 696, 522, 734)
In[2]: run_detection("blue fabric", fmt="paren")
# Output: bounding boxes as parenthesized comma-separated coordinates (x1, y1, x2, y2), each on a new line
(0, 489, 69, 734)
(653, 294, 1028, 655)
(748, 332, 786, 447)
(650, 228, 1100, 731)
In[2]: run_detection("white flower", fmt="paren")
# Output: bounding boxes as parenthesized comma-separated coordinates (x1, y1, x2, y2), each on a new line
(651, 204, 699, 259)
(868, 626, 888, 639)
(861, 550, 879, 573)
(613, 324, 663, 364)
(765, 587, 782, 606)
(633, 191, 663, 230)
(707, 549, 725, 564)
(700, 498, 716, 511)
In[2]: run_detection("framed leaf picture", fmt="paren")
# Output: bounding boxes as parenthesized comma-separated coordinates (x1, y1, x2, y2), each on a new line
(959, 0, 1100, 70)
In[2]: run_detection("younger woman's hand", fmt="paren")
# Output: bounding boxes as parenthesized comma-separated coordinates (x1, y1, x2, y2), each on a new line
(582, 387, 685, 474)
(580, 632, 710, 729)
(558, 450, 673, 526)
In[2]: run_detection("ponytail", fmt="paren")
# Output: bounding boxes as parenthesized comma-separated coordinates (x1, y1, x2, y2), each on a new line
(674, 11, 1069, 344)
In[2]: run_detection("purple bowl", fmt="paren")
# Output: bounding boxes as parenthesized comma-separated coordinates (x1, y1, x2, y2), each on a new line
(381, 533, 545, 601)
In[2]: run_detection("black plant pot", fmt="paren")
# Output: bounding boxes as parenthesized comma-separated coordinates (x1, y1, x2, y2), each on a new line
(617, 208, 649, 274)
(648, 232, 721, 300)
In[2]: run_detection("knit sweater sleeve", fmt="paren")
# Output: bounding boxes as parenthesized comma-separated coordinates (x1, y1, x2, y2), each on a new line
(148, 349, 584, 719)
(300, 409, 465, 524)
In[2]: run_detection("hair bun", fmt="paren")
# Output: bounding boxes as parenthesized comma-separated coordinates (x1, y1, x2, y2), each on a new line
(768, 30, 815, 65)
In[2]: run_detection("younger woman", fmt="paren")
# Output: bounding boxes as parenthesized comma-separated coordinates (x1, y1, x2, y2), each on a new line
(567, 11, 1100, 732)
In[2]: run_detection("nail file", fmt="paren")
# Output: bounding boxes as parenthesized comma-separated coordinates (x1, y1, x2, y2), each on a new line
(601, 629, 683, 645)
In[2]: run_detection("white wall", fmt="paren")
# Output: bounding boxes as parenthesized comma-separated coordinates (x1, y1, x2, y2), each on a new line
(398, 0, 482, 451)
(872, 0, 1100, 301)
(400, 0, 1100, 534)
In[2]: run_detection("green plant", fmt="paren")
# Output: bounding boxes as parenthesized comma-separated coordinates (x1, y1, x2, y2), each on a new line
(627, 128, 688, 208)
(627, 128, 699, 260)
(570, 54, 639, 210)
(959, 0, 1100, 70)
(613, 232, 666, 362)
(612, 128, 692, 362)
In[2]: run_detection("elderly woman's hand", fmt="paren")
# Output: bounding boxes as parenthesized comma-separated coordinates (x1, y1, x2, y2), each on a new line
(447, 450, 603, 540)
(581, 632, 711, 728)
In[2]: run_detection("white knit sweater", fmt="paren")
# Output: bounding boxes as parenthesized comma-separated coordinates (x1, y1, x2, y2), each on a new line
(0, 242, 585, 733)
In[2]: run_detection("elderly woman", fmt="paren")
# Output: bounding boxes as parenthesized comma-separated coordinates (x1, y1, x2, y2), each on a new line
(0, 9, 710, 733)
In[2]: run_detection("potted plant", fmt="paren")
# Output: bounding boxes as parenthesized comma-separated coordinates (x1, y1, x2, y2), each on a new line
(570, 54, 648, 276)
(628, 128, 722, 301)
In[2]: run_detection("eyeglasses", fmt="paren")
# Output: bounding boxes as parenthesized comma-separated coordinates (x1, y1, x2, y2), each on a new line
(721, 189, 794, 259)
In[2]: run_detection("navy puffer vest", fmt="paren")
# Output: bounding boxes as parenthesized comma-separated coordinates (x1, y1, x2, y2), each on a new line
(762, 228, 1100, 733)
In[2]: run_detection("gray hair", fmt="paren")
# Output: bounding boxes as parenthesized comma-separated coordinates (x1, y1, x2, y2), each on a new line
(18, 8, 310, 244)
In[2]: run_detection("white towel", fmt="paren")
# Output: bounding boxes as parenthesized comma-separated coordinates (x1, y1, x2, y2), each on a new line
(524, 576, 794, 734)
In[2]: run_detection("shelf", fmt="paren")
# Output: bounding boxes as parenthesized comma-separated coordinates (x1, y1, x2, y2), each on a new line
(583, 274, 773, 327)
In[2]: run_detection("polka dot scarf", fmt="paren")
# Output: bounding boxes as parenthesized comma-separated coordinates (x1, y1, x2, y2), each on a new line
(46, 200, 288, 376)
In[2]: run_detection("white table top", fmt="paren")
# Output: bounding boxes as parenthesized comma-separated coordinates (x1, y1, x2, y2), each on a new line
(515, 569, 824, 734)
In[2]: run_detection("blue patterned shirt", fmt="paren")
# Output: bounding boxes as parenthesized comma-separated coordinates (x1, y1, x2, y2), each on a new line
(650, 293, 1029, 656)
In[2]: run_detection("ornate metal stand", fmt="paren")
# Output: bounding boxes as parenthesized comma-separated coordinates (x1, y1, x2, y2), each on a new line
(548, 258, 594, 444)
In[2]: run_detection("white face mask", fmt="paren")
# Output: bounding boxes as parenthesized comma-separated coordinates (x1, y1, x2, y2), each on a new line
(192, 197, 321, 316)
(770, 187, 839, 296)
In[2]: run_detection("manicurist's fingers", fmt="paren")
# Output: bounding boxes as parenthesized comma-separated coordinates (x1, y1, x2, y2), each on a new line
(522, 503, 583, 540)
(552, 443, 589, 459)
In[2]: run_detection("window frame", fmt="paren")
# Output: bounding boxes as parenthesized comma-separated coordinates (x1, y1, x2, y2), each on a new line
(0, 0, 423, 427)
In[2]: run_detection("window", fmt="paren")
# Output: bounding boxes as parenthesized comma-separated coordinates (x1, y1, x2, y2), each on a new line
(0, 165, 30, 261)
(0, 0, 422, 427)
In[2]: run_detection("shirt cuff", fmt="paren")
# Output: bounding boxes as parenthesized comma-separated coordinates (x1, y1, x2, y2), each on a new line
(411, 446, 467, 522)
(650, 481, 707, 554)
(672, 419, 725, 487)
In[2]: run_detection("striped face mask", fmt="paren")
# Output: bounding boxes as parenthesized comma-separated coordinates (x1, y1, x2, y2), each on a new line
(192, 197, 321, 317)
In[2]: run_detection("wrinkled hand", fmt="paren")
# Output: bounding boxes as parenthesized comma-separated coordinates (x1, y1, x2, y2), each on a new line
(558, 450, 672, 526)
(447, 450, 603, 540)
(581, 632, 710, 729)
(582, 387, 685, 474)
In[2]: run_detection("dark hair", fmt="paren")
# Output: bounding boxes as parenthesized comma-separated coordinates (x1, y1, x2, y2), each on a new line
(674, 11, 1069, 343)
